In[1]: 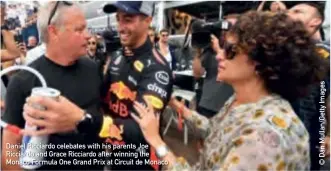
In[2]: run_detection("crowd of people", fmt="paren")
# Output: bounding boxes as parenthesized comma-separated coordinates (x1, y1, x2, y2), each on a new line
(0, 1, 330, 171)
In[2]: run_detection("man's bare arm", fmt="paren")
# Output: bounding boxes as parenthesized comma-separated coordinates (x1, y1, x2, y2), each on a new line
(1, 30, 20, 62)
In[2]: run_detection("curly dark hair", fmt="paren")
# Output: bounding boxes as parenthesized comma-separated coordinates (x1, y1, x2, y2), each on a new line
(229, 11, 329, 101)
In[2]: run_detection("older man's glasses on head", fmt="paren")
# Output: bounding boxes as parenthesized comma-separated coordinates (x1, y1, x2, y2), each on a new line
(48, 1, 73, 25)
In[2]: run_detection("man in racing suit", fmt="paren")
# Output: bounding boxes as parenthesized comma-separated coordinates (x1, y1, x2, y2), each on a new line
(21, 2, 173, 171)
(101, 1, 173, 170)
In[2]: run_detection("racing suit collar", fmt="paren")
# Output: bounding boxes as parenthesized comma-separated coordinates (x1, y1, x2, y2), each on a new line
(124, 37, 152, 59)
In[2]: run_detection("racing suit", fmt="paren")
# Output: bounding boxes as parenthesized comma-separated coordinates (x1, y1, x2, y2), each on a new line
(101, 39, 173, 170)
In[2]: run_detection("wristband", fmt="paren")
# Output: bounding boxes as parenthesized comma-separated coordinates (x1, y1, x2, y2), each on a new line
(76, 111, 93, 133)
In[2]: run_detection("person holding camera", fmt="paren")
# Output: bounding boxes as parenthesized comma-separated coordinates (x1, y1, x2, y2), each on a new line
(192, 20, 233, 118)
(128, 11, 328, 170)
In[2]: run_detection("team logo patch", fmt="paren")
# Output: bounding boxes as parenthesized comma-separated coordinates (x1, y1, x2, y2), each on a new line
(143, 95, 164, 109)
(110, 81, 137, 101)
(316, 47, 330, 59)
(99, 116, 124, 141)
(147, 83, 167, 98)
(99, 116, 114, 138)
(155, 71, 169, 85)
(134, 60, 144, 72)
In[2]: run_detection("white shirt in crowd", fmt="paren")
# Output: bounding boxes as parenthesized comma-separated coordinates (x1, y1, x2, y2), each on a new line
(164, 47, 173, 69)
(24, 43, 46, 65)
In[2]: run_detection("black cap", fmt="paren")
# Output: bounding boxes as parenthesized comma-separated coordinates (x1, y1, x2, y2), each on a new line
(103, 1, 155, 16)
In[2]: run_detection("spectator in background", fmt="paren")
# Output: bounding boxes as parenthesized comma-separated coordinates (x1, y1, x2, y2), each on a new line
(87, 35, 106, 77)
(148, 26, 156, 45)
(288, 2, 325, 41)
(87, 35, 98, 60)
(27, 35, 37, 50)
(24, 10, 46, 65)
(288, 2, 330, 170)
(192, 19, 234, 118)
(22, 10, 39, 46)
(156, 28, 177, 70)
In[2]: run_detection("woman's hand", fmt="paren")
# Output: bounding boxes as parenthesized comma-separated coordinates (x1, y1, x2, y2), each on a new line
(131, 100, 163, 147)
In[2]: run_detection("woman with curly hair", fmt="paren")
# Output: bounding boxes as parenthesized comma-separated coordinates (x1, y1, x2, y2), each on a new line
(131, 11, 328, 170)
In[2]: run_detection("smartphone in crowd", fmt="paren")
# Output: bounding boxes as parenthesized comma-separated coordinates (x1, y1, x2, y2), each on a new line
(14, 33, 23, 43)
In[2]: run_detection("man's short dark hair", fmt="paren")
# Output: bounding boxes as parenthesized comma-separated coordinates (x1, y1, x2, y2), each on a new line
(159, 29, 169, 34)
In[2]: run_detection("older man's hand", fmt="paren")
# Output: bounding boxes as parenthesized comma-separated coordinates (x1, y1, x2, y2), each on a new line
(21, 95, 84, 136)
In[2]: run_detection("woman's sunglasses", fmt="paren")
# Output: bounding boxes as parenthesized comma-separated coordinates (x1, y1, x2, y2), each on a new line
(88, 41, 96, 45)
(222, 41, 238, 60)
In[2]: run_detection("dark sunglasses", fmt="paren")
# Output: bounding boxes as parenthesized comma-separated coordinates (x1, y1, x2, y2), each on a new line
(161, 34, 169, 37)
(48, 1, 73, 25)
(222, 41, 238, 60)
(88, 42, 96, 45)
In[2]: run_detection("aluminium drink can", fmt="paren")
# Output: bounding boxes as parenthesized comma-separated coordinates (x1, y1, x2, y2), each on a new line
(20, 87, 60, 170)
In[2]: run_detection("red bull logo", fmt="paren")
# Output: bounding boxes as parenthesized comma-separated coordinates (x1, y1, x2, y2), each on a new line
(110, 81, 137, 101)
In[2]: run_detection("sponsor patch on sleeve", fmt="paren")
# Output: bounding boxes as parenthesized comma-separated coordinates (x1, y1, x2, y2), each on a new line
(316, 47, 330, 59)
(99, 116, 114, 138)
(143, 95, 164, 110)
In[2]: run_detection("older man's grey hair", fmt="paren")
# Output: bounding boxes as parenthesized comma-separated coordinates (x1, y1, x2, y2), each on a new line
(37, 2, 82, 43)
